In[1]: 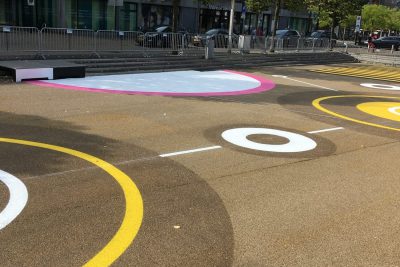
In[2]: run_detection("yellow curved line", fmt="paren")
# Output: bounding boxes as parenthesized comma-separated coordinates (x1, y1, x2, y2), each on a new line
(312, 95, 400, 132)
(0, 137, 143, 266)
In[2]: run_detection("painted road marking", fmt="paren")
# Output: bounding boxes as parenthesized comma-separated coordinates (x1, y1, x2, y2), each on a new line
(0, 137, 143, 267)
(271, 75, 338, 91)
(161, 127, 345, 157)
(389, 106, 400, 116)
(313, 95, 400, 132)
(360, 83, 400, 91)
(221, 128, 317, 153)
(310, 67, 400, 83)
(357, 102, 400, 122)
(0, 170, 28, 230)
(28, 70, 276, 97)
(307, 127, 344, 134)
(159, 146, 222, 158)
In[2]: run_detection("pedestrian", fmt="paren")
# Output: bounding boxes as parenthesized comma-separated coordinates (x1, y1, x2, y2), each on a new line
(367, 34, 375, 52)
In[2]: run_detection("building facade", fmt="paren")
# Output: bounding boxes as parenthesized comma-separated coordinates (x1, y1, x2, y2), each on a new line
(0, 0, 311, 36)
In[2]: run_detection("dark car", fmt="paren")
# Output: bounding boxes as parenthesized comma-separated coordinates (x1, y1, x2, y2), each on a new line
(272, 30, 301, 48)
(193, 28, 237, 48)
(307, 30, 337, 47)
(274, 29, 301, 39)
(140, 25, 187, 48)
(141, 25, 171, 48)
(372, 36, 400, 50)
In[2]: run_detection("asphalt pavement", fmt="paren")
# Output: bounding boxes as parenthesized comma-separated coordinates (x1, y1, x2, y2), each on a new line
(1, 63, 400, 266)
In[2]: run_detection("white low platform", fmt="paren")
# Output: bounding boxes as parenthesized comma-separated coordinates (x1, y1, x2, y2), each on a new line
(15, 68, 53, 82)
(0, 60, 85, 82)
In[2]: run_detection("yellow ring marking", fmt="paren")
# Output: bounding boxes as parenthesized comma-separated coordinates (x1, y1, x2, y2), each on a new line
(0, 137, 143, 267)
(312, 95, 400, 132)
(357, 102, 400, 122)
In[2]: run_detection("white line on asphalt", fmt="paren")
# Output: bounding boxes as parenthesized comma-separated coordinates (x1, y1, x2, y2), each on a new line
(0, 170, 29, 230)
(272, 75, 338, 91)
(307, 127, 344, 134)
(159, 146, 222, 158)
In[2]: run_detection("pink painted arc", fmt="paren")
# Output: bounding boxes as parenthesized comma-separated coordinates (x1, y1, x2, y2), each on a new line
(27, 70, 276, 96)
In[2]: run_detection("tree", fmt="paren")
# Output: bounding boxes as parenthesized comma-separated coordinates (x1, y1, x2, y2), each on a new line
(362, 4, 400, 33)
(172, 0, 180, 33)
(304, 0, 367, 46)
(246, 0, 306, 52)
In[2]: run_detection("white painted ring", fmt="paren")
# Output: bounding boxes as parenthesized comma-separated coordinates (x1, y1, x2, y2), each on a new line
(360, 83, 400, 90)
(0, 170, 28, 230)
(388, 106, 400, 116)
(221, 128, 317, 153)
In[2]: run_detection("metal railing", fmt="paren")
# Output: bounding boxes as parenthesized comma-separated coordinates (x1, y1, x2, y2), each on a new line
(40, 28, 95, 51)
(339, 45, 400, 66)
(0, 26, 340, 57)
(96, 30, 143, 51)
(0, 26, 40, 52)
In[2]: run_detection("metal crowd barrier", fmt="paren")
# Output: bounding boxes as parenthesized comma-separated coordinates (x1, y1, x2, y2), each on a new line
(96, 30, 143, 51)
(0, 26, 40, 52)
(343, 46, 400, 66)
(0, 26, 339, 56)
(40, 27, 95, 51)
(142, 32, 186, 51)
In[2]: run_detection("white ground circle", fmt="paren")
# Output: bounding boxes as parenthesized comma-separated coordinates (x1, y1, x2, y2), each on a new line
(360, 83, 400, 90)
(388, 106, 400, 116)
(221, 128, 317, 153)
(0, 170, 28, 230)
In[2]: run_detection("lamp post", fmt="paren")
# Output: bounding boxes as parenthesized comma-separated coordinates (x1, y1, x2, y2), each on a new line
(228, 0, 235, 53)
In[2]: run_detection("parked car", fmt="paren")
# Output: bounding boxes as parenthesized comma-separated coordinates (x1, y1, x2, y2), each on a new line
(271, 30, 301, 48)
(139, 25, 187, 48)
(193, 28, 238, 47)
(371, 36, 400, 50)
(306, 30, 337, 47)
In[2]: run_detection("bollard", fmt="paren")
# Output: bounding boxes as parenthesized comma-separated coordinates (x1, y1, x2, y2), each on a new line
(205, 39, 214, 60)
(344, 43, 348, 53)
(312, 39, 315, 52)
(391, 45, 394, 54)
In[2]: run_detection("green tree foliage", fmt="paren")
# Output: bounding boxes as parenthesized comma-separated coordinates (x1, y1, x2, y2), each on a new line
(304, 0, 367, 28)
(362, 4, 400, 31)
(245, 0, 306, 51)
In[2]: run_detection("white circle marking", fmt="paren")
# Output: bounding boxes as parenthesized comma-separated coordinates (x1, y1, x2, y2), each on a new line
(360, 83, 400, 90)
(0, 170, 28, 230)
(221, 128, 317, 153)
(388, 106, 400, 116)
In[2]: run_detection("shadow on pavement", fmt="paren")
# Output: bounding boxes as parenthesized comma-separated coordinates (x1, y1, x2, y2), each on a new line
(0, 111, 234, 267)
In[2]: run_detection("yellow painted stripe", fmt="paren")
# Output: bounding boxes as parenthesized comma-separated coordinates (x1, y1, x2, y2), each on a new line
(312, 95, 400, 131)
(312, 67, 400, 78)
(311, 68, 400, 83)
(312, 67, 399, 77)
(0, 137, 143, 267)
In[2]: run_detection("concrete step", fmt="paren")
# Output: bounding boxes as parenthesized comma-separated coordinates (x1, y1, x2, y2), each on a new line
(86, 55, 357, 75)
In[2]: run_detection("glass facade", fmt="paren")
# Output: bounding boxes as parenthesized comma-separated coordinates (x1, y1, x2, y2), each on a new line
(242, 13, 270, 36)
(0, 0, 12, 25)
(120, 2, 137, 31)
(199, 9, 241, 33)
(141, 4, 172, 31)
(0, 1, 307, 35)
(288, 17, 309, 35)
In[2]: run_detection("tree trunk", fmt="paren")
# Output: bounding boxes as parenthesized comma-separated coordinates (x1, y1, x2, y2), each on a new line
(172, 0, 180, 32)
(330, 17, 337, 50)
(269, 0, 282, 53)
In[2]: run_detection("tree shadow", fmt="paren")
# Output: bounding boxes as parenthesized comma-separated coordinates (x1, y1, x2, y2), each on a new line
(0, 111, 234, 267)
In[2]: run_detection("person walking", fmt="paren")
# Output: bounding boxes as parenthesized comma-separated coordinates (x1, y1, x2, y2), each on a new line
(367, 34, 375, 52)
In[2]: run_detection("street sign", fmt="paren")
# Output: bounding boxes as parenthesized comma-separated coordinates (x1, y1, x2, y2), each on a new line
(241, 5, 246, 19)
(355, 16, 362, 32)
